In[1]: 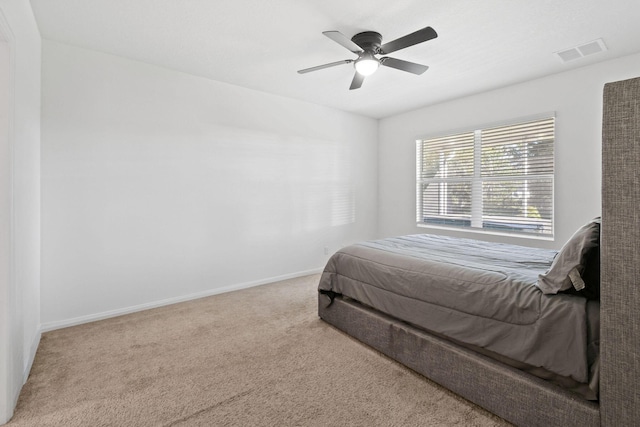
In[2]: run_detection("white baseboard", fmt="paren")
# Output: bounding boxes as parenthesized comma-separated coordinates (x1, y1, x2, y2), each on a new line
(40, 268, 323, 332)
(23, 329, 41, 384)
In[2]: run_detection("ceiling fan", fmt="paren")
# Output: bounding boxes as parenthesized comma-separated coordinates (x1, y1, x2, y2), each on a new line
(298, 26, 438, 90)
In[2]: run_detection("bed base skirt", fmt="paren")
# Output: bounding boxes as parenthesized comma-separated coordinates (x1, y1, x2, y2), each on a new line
(318, 294, 600, 427)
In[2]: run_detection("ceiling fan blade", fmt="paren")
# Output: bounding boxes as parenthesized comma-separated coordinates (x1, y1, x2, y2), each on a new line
(297, 59, 353, 74)
(323, 31, 363, 53)
(379, 26, 437, 54)
(380, 57, 429, 75)
(349, 72, 364, 90)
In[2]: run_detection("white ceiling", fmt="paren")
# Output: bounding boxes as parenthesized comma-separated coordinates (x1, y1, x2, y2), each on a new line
(30, 0, 640, 119)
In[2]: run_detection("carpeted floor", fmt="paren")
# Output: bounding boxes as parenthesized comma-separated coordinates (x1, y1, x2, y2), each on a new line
(8, 274, 511, 426)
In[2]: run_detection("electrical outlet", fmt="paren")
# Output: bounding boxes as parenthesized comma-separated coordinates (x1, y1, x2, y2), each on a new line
(324, 247, 329, 255)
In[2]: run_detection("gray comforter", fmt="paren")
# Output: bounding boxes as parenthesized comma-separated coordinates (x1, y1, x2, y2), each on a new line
(319, 234, 591, 385)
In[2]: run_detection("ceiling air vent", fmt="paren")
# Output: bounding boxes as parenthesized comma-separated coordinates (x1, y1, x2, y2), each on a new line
(555, 38, 607, 63)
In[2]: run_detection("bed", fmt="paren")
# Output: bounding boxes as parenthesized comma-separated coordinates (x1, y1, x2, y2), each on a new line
(319, 232, 600, 399)
(317, 76, 640, 426)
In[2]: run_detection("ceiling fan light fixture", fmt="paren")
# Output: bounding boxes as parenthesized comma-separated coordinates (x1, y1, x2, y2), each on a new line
(354, 53, 379, 76)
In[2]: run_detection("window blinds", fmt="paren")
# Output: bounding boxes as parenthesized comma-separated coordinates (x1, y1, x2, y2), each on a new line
(417, 116, 554, 237)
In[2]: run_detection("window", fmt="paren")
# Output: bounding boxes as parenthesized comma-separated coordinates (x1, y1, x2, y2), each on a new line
(416, 116, 554, 237)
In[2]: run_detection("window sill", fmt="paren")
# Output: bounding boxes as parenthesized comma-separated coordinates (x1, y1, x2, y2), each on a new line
(416, 223, 555, 242)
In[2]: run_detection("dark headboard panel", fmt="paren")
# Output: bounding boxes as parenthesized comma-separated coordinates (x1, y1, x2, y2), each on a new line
(601, 76, 640, 425)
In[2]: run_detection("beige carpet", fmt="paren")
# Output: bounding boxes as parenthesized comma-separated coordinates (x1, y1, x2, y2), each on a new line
(8, 275, 511, 426)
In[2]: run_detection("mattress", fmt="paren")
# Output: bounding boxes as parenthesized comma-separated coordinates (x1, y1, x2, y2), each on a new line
(318, 234, 598, 397)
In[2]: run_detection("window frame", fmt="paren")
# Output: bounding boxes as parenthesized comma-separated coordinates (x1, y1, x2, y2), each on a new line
(415, 114, 555, 240)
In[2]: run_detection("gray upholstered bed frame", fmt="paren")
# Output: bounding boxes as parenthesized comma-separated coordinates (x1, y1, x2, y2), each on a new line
(318, 76, 640, 426)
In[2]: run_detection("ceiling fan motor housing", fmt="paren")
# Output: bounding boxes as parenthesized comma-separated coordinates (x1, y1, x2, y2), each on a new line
(351, 31, 383, 53)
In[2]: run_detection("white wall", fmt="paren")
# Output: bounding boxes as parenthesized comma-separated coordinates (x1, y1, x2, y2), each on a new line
(0, 0, 41, 423)
(40, 40, 378, 329)
(378, 52, 640, 249)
